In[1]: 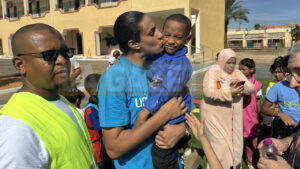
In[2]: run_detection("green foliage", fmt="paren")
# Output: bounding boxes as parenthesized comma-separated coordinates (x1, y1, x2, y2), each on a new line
(225, 0, 249, 24)
(292, 25, 300, 41)
(225, 0, 249, 47)
(254, 24, 261, 30)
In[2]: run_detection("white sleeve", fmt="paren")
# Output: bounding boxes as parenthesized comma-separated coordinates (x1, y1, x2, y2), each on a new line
(256, 88, 262, 98)
(72, 56, 80, 69)
(0, 115, 49, 169)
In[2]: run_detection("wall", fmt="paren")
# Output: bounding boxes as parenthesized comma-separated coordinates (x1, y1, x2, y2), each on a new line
(191, 0, 225, 59)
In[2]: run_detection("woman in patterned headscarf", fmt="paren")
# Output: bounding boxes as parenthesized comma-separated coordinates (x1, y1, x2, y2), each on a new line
(201, 48, 255, 169)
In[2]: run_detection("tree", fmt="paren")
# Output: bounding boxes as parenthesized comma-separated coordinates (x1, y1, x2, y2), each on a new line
(225, 0, 249, 47)
(292, 25, 300, 42)
(254, 24, 260, 30)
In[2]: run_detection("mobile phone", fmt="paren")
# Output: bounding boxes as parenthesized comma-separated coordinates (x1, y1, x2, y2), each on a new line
(237, 81, 245, 86)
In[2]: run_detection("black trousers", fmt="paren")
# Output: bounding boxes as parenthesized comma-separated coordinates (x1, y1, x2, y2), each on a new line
(151, 135, 190, 169)
(272, 117, 300, 139)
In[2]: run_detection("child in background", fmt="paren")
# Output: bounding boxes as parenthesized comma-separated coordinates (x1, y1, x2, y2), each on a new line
(84, 73, 102, 167)
(60, 86, 85, 118)
(239, 58, 262, 169)
(135, 14, 193, 169)
(258, 56, 288, 141)
(185, 113, 223, 169)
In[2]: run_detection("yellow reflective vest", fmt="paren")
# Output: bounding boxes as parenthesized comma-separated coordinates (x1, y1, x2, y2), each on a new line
(0, 92, 97, 169)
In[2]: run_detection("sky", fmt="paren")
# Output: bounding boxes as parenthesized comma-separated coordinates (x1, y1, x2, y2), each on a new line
(228, 0, 300, 29)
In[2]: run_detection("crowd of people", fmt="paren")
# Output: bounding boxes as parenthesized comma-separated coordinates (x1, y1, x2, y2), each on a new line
(1, 10, 300, 169)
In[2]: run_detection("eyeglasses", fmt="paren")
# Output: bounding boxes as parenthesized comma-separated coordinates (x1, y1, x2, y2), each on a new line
(287, 72, 300, 84)
(17, 47, 74, 62)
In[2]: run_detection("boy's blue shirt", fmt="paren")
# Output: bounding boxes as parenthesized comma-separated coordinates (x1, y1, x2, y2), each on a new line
(144, 46, 192, 124)
(266, 80, 300, 125)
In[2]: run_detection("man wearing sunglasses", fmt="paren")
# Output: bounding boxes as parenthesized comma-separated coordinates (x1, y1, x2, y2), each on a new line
(0, 23, 97, 169)
(257, 40, 300, 169)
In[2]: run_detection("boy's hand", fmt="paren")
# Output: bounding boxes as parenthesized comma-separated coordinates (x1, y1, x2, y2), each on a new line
(185, 113, 205, 141)
(160, 96, 187, 121)
(278, 113, 296, 127)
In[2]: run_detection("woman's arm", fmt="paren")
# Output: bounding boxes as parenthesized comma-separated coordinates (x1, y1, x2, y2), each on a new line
(103, 97, 187, 159)
(185, 113, 223, 169)
(236, 70, 255, 95)
(202, 69, 233, 102)
(135, 108, 150, 128)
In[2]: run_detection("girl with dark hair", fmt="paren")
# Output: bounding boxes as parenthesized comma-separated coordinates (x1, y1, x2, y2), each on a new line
(239, 58, 262, 169)
(259, 56, 288, 141)
(261, 55, 300, 140)
(97, 11, 186, 169)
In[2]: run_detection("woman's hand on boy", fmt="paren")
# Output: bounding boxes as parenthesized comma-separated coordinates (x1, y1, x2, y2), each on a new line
(185, 113, 205, 141)
(160, 96, 187, 121)
(155, 123, 185, 149)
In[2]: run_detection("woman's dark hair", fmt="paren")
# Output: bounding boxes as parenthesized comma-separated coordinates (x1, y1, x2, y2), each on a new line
(239, 58, 256, 75)
(114, 11, 145, 55)
(269, 55, 289, 73)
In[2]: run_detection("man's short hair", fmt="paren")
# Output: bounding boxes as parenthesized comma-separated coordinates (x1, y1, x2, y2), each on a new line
(84, 73, 101, 94)
(12, 23, 62, 56)
(163, 14, 192, 35)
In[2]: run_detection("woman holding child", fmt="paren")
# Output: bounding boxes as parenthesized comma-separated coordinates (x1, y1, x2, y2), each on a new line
(97, 11, 187, 169)
(201, 49, 255, 169)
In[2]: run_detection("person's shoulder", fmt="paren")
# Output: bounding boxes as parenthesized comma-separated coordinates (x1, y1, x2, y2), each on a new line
(255, 79, 262, 86)
(277, 80, 290, 88)
(0, 115, 49, 168)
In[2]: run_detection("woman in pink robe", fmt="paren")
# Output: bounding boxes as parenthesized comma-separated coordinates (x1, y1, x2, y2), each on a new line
(201, 49, 255, 169)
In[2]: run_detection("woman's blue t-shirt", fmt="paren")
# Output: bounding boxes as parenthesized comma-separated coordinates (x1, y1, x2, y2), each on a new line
(97, 56, 183, 169)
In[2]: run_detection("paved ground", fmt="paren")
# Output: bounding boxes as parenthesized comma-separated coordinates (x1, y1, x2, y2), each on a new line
(0, 48, 287, 107)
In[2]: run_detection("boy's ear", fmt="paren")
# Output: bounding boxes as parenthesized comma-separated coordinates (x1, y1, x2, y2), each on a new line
(185, 33, 192, 44)
(250, 67, 255, 73)
(128, 40, 140, 50)
(90, 89, 97, 97)
(12, 56, 26, 75)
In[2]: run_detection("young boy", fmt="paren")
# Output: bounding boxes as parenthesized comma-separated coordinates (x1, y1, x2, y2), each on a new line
(84, 73, 102, 167)
(135, 14, 193, 169)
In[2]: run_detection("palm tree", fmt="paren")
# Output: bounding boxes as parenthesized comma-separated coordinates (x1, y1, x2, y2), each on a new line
(254, 24, 261, 30)
(292, 25, 300, 42)
(225, 0, 249, 47)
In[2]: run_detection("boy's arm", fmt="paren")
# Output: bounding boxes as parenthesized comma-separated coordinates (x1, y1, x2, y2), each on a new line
(261, 99, 296, 127)
(185, 113, 223, 169)
(135, 108, 151, 128)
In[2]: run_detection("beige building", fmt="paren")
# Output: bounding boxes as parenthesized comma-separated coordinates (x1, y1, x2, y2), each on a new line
(0, 0, 224, 59)
(227, 27, 292, 49)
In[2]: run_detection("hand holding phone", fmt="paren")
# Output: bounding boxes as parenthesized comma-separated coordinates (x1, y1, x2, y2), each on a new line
(236, 81, 245, 86)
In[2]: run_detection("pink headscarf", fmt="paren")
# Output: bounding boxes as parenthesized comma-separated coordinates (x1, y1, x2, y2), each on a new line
(213, 48, 238, 83)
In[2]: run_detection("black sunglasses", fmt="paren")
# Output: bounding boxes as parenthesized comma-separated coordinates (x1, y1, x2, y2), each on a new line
(17, 48, 74, 62)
